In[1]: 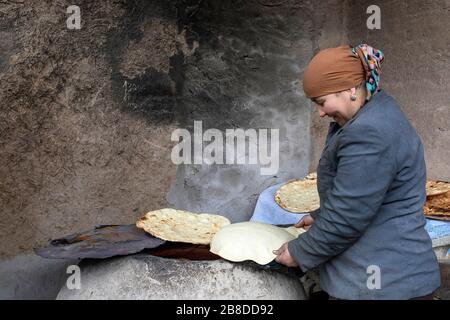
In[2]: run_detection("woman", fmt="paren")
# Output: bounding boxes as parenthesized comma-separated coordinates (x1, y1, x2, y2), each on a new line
(273, 44, 441, 299)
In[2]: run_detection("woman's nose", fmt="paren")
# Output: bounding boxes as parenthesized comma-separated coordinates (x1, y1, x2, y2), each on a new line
(318, 109, 326, 117)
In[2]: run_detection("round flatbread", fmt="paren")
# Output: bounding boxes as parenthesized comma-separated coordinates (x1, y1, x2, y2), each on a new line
(210, 222, 306, 265)
(426, 180, 450, 196)
(136, 208, 230, 245)
(275, 173, 320, 213)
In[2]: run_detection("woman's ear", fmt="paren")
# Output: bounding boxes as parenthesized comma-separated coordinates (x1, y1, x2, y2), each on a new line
(348, 87, 358, 101)
(342, 88, 352, 100)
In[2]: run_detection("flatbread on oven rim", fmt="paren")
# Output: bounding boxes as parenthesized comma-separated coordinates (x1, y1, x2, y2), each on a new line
(136, 208, 230, 245)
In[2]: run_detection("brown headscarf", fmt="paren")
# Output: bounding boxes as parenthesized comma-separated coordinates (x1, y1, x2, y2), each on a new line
(302, 44, 384, 100)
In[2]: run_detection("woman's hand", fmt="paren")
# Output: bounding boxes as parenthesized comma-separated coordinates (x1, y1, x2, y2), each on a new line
(273, 215, 314, 267)
(294, 214, 314, 230)
(273, 243, 298, 267)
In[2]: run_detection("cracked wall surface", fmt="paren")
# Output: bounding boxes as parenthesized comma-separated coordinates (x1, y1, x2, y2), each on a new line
(0, 1, 183, 259)
(166, 0, 329, 221)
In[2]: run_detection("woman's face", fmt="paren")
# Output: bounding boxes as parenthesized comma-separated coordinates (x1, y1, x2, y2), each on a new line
(311, 91, 356, 126)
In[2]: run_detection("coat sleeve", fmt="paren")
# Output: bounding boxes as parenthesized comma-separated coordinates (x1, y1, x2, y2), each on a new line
(308, 208, 320, 220)
(288, 123, 397, 272)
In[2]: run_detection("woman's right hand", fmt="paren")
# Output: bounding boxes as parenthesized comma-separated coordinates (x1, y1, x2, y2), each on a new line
(294, 214, 314, 230)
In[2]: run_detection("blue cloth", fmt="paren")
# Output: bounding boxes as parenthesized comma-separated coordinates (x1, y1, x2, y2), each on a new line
(425, 219, 450, 247)
(285, 90, 440, 299)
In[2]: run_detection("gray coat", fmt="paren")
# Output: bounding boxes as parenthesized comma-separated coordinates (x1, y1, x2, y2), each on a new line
(288, 90, 441, 299)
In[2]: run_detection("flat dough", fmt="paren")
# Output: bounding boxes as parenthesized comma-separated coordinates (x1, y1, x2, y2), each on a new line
(275, 172, 320, 213)
(210, 222, 306, 265)
(136, 208, 230, 245)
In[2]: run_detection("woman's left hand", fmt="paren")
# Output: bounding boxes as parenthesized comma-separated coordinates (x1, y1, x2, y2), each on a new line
(273, 242, 298, 267)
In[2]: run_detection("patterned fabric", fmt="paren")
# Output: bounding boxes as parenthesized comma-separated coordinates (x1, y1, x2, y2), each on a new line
(352, 44, 385, 101)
